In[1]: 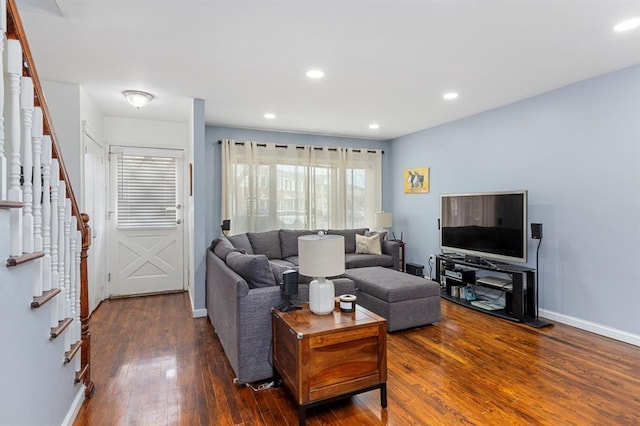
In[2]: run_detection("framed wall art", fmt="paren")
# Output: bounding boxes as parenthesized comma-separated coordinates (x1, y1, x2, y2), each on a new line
(404, 167, 429, 193)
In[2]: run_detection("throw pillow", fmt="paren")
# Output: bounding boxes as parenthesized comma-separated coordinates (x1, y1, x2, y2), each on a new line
(364, 230, 387, 246)
(226, 252, 277, 288)
(355, 233, 382, 255)
(211, 236, 243, 261)
(269, 261, 298, 284)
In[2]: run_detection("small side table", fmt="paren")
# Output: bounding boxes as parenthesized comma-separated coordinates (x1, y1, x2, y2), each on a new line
(272, 304, 387, 425)
(397, 241, 406, 272)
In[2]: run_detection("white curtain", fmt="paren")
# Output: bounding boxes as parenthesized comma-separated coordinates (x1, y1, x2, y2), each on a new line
(222, 139, 382, 234)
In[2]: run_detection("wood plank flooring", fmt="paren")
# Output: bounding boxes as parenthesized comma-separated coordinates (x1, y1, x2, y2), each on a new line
(74, 292, 640, 425)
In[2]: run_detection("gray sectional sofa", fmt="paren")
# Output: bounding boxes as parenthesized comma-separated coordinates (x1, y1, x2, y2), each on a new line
(206, 228, 402, 384)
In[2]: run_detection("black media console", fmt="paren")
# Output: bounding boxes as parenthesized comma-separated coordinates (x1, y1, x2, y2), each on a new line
(435, 254, 536, 322)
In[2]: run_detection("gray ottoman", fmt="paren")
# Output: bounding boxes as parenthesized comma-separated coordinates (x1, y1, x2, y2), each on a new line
(343, 266, 441, 332)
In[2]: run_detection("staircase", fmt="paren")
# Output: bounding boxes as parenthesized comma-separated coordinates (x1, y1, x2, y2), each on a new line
(0, 1, 93, 424)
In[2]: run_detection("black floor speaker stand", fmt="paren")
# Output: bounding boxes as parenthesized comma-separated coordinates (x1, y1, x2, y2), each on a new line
(525, 231, 552, 329)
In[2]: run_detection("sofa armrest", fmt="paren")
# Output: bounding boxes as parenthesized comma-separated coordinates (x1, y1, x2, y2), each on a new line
(382, 240, 402, 270)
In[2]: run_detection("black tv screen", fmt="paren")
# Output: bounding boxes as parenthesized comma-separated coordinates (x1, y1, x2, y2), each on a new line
(440, 191, 527, 263)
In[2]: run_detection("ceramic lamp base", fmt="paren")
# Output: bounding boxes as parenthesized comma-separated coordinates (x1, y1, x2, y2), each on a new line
(309, 277, 335, 315)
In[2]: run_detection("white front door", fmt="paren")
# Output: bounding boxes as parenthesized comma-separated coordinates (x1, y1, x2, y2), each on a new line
(108, 146, 185, 297)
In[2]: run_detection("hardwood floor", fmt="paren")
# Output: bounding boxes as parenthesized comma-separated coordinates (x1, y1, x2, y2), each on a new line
(74, 292, 640, 425)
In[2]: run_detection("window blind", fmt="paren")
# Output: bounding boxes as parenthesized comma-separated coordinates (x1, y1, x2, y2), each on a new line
(117, 154, 177, 228)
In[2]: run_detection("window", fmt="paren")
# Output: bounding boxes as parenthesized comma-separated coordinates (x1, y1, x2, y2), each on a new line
(116, 153, 177, 229)
(221, 140, 382, 234)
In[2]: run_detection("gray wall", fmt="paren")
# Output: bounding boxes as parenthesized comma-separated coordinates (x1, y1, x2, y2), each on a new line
(389, 64, 640, 338)
(0, 212, 82, 425)
(203, 127, 391, 249)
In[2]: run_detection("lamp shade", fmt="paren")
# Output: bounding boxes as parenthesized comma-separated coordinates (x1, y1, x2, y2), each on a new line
(375, 212, 393, 229)
(298, 234, 345, 278)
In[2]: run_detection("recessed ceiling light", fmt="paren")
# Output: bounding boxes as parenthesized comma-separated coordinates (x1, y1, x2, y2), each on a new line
(443, 92, 459, 100)
(369, 123, 380, 130)
(264, 113, 276, 119)
(306, 69, 325, 79)
(614, 17, 640, 32)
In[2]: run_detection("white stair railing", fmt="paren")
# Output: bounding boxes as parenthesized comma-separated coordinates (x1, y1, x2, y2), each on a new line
(4, 0, 94, 395)
(32, 107, 43, 297)
(20, 76, 34, 254)
(41, 136, 52, 292)
(57, 180, 66, 322)
(49, 159, 60, 328)
(6, 38, 22, 256)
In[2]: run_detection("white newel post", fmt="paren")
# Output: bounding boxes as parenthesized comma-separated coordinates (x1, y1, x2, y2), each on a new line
(21, 77, 34, 254)
(41, 136, 52, 292)
(32, 107, 43, 297)
(63, 202, 71, 351)
(6, 39, 22, 256)
(0, 0, 7, 200)
(49, 159, 59, 328)
(57, 181, 66, 322)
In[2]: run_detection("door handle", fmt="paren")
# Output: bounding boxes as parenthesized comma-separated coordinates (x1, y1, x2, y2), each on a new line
(176, 219, 182, 224)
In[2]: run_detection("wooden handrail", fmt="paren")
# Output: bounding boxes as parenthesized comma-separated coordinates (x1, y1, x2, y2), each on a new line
(6, 0, 94, 398)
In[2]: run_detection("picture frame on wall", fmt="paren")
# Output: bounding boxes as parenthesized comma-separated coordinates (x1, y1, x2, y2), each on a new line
(404, 167, 429, 193)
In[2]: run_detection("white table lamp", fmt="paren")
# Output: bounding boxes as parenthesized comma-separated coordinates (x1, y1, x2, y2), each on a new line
(298, 233, 345, 315)
(375, 212, 393, 231)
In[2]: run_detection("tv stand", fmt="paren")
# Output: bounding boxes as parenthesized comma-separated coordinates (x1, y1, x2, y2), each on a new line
(435, 255, 535, 322)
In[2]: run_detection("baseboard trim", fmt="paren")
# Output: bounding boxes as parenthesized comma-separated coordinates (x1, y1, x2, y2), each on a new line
(187, 286, 207, 318)
(539, 309, 640, 347)
(61, 385, 86, 426)
(193, 308, 207, 318)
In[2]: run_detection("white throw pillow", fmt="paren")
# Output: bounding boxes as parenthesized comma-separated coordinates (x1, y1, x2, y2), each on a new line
(355, 233, 382, 255)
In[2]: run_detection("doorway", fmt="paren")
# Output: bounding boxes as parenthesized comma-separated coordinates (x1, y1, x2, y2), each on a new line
(108, 146, 185, 296)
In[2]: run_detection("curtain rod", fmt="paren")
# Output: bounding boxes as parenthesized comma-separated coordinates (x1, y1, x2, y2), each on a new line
(217, 139, 384, 154)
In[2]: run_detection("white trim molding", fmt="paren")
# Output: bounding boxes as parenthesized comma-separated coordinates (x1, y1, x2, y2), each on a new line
(62, 385, 86, 426)
(540, 309, 640, 347)
(193, 308, 207, 318)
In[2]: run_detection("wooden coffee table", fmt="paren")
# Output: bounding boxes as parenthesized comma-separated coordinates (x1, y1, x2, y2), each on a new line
(272, 303, 387, 425)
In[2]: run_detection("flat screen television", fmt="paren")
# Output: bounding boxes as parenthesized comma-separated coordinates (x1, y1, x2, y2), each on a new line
(440, 190, 528, 263)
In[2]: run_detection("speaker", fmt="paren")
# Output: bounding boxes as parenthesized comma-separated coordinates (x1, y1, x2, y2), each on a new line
(282, 270, 298, 296)
(221, 219, 231, 231)
(531, 223, 543, 240)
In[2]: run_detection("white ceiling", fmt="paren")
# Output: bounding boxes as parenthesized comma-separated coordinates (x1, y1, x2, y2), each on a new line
(16, 0, 640, 140)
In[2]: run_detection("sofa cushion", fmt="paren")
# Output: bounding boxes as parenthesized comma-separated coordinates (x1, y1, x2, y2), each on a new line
(279, 229, 319, 258)
(247, 230, 282, 259)
(327, 228, 368, 253)
(345, 253, 394, 269)
(226, 252, 276, 288)
(355, 233, 382, 255)
(269, 261, 296, 284)
(227, 233, 254, 255)
(211, 236, 243, 260)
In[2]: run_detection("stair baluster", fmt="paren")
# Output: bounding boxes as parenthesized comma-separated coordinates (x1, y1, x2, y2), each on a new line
(41, 136, 51, 292)
(57, 180, 65, 322)
(49, 161, 59, 325)
(6, 38, 22, 256)
(20, 76, 34, 254)
(64, 199, 71, 351)
(31, 106, 43, 296)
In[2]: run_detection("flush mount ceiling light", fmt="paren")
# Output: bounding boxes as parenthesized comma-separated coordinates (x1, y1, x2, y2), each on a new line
(369, 123, 380, 129)
(264, 113, 276, 119)
(614, 17, 640, 32)
(306, 69, 325, 79)
(443, 92, 459, 100)
(123, 90, 154, 109)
